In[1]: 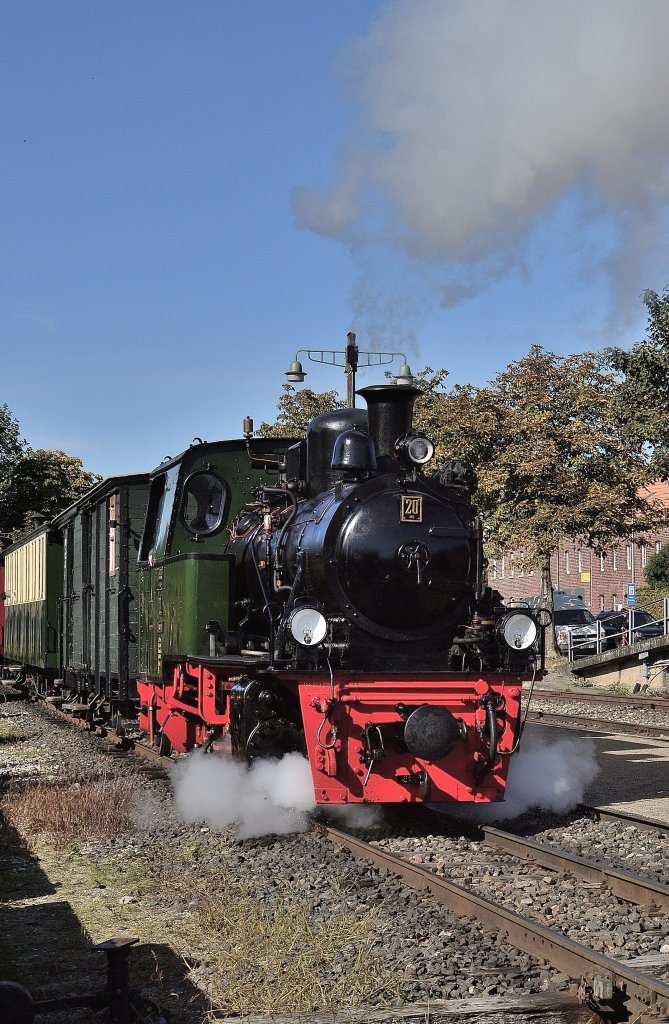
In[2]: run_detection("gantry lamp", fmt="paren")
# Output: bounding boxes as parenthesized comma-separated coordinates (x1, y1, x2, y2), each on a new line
(284, 332, 414, 407)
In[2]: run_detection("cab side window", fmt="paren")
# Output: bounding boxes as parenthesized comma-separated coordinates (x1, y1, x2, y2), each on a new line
(140, 467, 180, 562)
(181, 472, 227, 536)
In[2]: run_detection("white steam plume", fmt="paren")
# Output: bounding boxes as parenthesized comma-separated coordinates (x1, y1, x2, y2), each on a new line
(171, 751, 316, 841)
(449, 730, 600, 823)
(294, 0, 669, 315)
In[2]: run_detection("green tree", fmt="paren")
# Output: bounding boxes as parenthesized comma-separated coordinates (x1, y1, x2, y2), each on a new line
(644, 542, 669, 587)
(431, 346, 665, 644)
(0, 404, 26, 529)
(1, 450, 101, 536)
(608, 286, 669, 479)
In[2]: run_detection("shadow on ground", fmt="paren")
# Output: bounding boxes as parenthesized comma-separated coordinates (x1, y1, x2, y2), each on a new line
(0, 809, 209, 1023)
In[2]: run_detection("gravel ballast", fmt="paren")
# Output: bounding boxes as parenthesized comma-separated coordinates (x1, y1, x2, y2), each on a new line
(2, 689, 667, 1019)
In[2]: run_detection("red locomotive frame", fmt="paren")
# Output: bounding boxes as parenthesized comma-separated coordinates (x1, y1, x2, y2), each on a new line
(137, 668, 523, 804)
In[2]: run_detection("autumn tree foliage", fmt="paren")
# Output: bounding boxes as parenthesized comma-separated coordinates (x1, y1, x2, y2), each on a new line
(257, 366, 451, 439)
(256, 385, 345, 437)
(432, 347, 665, 620)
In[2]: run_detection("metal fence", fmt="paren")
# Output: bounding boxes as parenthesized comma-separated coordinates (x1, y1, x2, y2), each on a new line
(567, 598, 669, 660)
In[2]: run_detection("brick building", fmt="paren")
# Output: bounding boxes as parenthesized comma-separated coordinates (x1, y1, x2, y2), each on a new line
(491, 482, 669, 612)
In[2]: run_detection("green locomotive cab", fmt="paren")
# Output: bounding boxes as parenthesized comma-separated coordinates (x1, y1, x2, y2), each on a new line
(137, 437, 296, 685)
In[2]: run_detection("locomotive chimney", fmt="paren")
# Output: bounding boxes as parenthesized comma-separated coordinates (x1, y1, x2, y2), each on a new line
(357, 383, 422, 465)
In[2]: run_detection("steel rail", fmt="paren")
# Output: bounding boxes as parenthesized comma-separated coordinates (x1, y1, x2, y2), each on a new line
(526, 709, 669, 739)
(579, 804, 669, 835)
(41, 697, 169, 773)
(477, 826, 669, 914)
(530, 688, 669, 710)
(323, 824, 669, 1021)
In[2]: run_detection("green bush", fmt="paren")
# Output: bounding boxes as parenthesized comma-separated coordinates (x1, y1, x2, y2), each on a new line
(644, 543, 669, 587)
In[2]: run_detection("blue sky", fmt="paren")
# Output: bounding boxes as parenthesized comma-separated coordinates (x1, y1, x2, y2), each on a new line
(3, 1, 668, 477)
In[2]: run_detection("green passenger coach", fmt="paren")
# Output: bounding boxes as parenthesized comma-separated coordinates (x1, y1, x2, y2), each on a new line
(54, 475, 150, 705)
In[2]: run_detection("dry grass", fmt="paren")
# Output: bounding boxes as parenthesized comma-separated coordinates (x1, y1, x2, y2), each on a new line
(192, 873, 405, 1015)
(1, 773, 134, 847)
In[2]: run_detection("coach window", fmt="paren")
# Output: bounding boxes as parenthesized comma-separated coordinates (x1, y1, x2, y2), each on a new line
(181, 472, 227, 536)
(109, 492, 119, 577)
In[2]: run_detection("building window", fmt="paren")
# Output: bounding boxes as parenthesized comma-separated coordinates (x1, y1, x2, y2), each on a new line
(578, 550, 583, 573)
(657, 542, 662, 554)
(612, 550, 618, 571)
(492, 560, 497, 579)
(508, 562, 514, 578)
(641, 544, 648, 568)
(500, 557, 505, 578)
(600, 552, 605, 572)
(599, 594, 605, 611)
(565, 551, 570, 574)
(612, 593, 618, 610)
(626, 544, 633, 570)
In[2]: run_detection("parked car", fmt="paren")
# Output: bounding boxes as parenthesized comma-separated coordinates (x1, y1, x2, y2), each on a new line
(554, 608, 618, 657)
(595, 609, 664, 645)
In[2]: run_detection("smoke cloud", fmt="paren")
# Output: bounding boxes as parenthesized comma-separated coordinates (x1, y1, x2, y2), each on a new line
(172, 751, 316, 841)
(294, 0, 669, 314)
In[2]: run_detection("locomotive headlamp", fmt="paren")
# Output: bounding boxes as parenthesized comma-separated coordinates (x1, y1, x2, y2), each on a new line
(499, 612, 538, 650)
(394, 431, 435, 467)
(289, 607, 328, 646)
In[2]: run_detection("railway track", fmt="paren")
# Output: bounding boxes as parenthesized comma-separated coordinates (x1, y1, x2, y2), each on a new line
(322, 817, 669, 1023)
(523, 687, 669, 740)
(531, 689, 669, 709)
(525, 708, 669, 739)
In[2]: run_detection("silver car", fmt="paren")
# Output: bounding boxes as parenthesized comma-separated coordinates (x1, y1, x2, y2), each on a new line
(554, 608, 616, 656)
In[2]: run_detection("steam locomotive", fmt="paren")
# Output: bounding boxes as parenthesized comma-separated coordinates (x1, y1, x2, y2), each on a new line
(1, 378, 547, 805)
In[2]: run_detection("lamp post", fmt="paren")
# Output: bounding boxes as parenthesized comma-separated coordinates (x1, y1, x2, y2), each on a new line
(285, 332, 414, 408)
